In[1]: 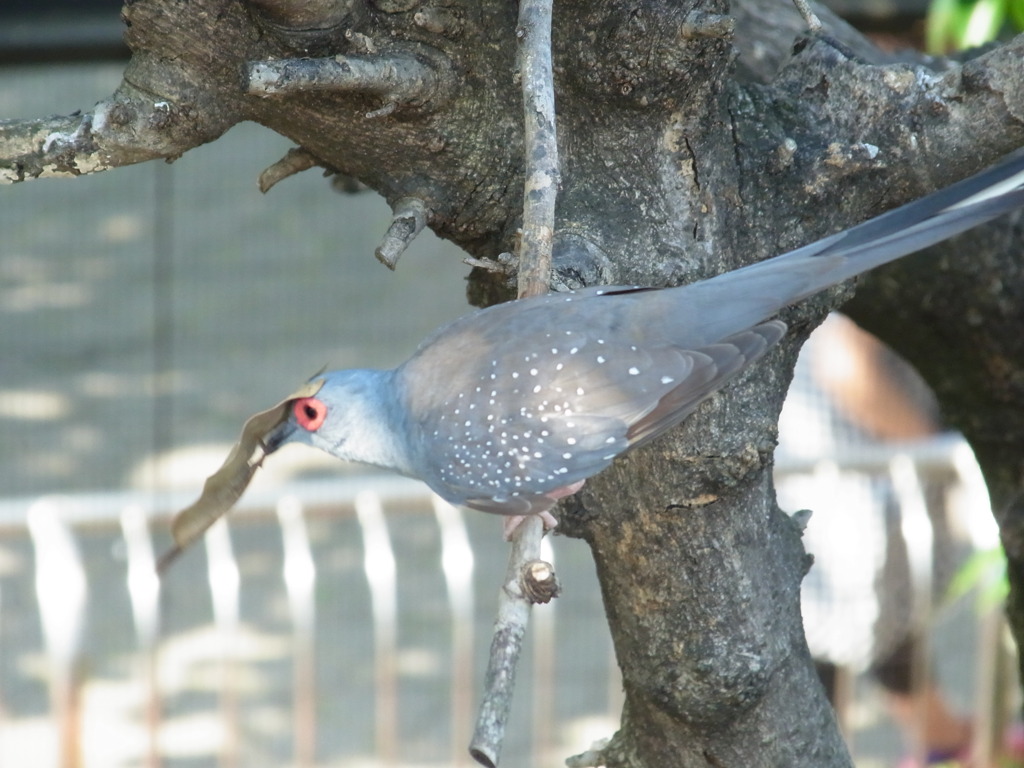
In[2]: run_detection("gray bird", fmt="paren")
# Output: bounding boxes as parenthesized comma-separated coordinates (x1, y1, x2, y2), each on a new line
(264, 152, 1024, 525)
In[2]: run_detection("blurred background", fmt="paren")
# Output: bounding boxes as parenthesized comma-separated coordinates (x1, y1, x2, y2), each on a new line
(0, 2, 1018, 767)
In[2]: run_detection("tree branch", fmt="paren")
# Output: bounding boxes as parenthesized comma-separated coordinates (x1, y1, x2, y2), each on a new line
(0, 84, 229, 183)
(0, 0, 265, 185)
(469, 0, 560, 764)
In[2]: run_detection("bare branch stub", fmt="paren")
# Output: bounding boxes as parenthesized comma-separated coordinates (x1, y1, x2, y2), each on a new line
(679, 11, 735, 40)
(464, 251, 517, 274)
(413, 6, 465, 37)
(246, 48, 453, 115)
(258, 146, 322, 193)
(520, 559, 559, 603)
(375, 197, 430, 269)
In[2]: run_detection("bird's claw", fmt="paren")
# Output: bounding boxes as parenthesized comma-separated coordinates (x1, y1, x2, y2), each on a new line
(502, 511, 559, 541)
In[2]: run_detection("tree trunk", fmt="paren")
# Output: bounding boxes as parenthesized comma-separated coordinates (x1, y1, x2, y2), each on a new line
(3, 0, 1024, 765)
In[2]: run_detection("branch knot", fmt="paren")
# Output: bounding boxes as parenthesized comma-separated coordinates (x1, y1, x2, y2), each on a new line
(519, 558, 559, 603)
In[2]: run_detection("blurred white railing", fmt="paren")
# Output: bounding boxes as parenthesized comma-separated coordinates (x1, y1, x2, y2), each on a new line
(0, 435, 1012, 768)
(0, 475, 619, 768)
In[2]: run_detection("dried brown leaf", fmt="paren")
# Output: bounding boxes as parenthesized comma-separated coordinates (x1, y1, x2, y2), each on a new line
(157, 378, 324, 573)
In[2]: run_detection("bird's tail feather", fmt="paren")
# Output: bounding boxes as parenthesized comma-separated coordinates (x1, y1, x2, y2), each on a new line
(684, 149, 1024, 340)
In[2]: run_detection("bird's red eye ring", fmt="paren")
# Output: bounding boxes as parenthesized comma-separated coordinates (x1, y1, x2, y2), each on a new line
(293, 397, 327, 431)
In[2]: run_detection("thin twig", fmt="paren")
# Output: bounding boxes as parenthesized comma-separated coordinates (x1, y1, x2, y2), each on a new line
(468, 0, 559, 764)
(514, 0, 559, 301)
(790, 0, 823, 33)
(469, 517, 546, 768)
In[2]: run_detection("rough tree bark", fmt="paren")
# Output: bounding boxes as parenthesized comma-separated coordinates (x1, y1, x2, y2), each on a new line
(3, 0, 1024, 766)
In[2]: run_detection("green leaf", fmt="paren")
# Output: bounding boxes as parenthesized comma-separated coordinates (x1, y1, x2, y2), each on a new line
(959, 0, 1008, 47)
(947, 546, 1008, 612)
(1009, 0, 1024, 30)
(926, 0, 971, 53)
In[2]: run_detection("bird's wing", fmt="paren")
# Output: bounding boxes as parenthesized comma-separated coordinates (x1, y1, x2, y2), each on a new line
(397, 296, 784, 513)
(623, 321, 785, 447)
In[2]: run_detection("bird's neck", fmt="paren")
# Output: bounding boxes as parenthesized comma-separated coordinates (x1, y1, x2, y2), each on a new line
(336, 369, 418, 478)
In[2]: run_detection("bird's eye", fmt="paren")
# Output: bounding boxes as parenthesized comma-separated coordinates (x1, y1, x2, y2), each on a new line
(293, 397, 327, 431)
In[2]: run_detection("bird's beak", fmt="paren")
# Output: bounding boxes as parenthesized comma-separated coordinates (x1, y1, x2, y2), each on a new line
(260, 378, 327, 456)
(263, 415, 297, 455)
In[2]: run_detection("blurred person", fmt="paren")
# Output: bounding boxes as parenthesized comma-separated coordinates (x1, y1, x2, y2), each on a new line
(777, 314, 983, 767)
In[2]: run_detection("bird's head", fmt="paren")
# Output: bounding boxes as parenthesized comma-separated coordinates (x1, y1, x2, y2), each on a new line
(264, 389, 327, 453)
(264, 369, 392, 465)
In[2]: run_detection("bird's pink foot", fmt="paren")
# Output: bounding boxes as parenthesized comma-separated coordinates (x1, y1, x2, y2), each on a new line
(545, 480, 585, 500)
(503, 510, 560, 540)
(501, 480, 585, 540)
